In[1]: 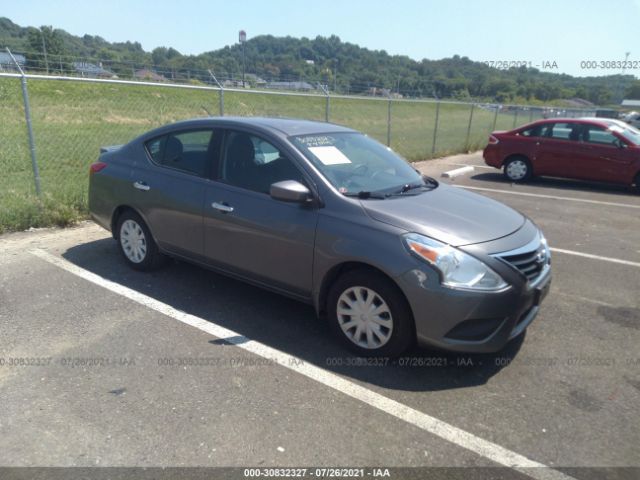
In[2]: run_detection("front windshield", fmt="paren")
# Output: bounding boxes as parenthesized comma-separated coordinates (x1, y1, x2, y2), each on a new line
(610, 124, 640, 145)
(291, 132, 424, 196)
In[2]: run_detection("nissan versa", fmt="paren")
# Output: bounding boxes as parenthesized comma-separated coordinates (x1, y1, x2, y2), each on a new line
(89, 117, 551, 356)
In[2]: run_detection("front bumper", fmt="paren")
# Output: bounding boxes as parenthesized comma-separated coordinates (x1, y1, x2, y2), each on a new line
(396, 229, 552, 353)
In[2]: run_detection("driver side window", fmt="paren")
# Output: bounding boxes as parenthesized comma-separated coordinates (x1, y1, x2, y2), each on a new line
(220, 131, 306, 194)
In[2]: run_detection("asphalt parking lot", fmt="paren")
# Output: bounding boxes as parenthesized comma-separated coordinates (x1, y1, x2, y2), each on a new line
(0, 152, 638, 479)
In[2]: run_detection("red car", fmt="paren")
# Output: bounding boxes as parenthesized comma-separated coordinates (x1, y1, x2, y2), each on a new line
(483, 118, 640, 191)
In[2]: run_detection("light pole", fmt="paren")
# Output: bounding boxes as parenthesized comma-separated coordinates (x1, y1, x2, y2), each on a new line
(40, 27, 49, 74)
(620, 51, 631, 103)
(239, 30, 246, 87)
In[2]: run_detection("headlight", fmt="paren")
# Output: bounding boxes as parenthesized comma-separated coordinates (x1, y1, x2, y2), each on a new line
(540, 232, 551, 264)
(403, 233, 508, 291)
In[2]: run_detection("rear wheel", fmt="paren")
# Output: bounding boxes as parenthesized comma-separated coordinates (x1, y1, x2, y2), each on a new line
(327, 269, 415, 357)
(503, 156, 532, 182)
(116, 210, 165, 271)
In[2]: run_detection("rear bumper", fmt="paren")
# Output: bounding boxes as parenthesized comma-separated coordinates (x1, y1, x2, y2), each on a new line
(483, 147, 501, 168)
(396, 250, 551, 353)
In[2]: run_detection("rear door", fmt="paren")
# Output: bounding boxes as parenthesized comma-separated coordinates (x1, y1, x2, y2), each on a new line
(130, 128, 221, 258)
(203, 129, 318, 298)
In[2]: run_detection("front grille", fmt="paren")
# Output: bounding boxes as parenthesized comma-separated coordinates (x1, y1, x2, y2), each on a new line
(500, 246, 546, 282)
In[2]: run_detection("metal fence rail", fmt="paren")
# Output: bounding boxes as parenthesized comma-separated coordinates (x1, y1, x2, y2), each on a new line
(0, 56, 597, 232)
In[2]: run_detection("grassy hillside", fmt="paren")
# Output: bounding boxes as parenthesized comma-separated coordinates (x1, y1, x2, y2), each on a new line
(0, 16, 633, 104)
(0, 76, 540, 233)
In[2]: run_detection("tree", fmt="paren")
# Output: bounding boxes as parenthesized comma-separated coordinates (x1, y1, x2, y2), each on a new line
(625, 81, 640, 100)
(26, 26, 66, 72)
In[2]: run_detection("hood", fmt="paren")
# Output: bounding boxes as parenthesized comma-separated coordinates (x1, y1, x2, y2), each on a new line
(361, 183, 525, 246)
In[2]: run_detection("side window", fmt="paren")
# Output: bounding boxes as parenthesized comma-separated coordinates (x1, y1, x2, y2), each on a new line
(145, 129, 215, 177)
(221, 131, 306, 194)
(519, 125, 544, 137)
(582, 125, 618, 146)
(548, 122, 579, 141)
(146, 137, 166, 163)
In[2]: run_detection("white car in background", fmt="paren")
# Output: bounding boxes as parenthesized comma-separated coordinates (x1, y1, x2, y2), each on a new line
(624, 111, 640, 128)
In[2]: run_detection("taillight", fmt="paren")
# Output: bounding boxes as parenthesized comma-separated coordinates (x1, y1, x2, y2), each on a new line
(488, 135, 499, 145)
(90, 162, 108, 175)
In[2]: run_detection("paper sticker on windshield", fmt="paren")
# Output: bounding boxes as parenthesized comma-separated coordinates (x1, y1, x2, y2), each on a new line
(308, 146, 351, 165)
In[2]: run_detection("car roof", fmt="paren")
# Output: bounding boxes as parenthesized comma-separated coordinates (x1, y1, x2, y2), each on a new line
(515, 117, 615, 130)
(160, 116, 356, 136)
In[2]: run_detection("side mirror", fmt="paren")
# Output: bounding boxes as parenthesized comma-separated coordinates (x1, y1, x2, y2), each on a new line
(270, 180, 312, 203)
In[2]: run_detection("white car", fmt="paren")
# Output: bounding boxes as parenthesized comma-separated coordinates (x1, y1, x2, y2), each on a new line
(624, 111, 640, 128)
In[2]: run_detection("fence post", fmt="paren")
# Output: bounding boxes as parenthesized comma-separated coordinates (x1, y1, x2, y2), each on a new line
(318, 83, 330, 122)
(387, 95, 392, 147)
(7, 48, 41, 196)
(465, 103, 475, 149)
(492, 105, 499, 132)
(512, 108, 519, 128)
(326, 94, 330, 123)
(208, 70, 224, 116)
(431, 101, 440, 156)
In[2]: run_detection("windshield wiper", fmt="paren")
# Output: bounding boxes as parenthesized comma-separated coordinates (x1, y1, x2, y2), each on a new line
(343, 190, 387, 199)
(390, 178, 438, 196)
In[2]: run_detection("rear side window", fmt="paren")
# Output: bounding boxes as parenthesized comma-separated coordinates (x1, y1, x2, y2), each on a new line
(145, 129, 216, 177)
(519, 125, 544, 137)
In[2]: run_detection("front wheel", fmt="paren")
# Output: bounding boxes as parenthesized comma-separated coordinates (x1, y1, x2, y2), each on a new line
(503, 156, 532, 182)
(327, 269, 415, 357)
(116, 210, 165, 271)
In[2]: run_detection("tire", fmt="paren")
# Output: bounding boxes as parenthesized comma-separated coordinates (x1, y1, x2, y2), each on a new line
(634, 173, 640, 194)
(327, 269, 415, 357)
(503, 156, 532, 182)
(116, 210, 165, 271)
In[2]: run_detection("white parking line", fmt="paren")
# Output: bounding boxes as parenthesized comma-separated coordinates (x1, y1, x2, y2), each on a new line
(551, 247, 640, 268)
(455, 185, 640, 209)
(31, 248, 575, 480)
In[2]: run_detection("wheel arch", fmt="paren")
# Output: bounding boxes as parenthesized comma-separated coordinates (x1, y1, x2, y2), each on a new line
(110, 205, 157, 244)
(316, 261, 411, 319)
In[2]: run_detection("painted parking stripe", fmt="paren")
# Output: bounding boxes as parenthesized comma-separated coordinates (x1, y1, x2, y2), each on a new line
(454, 185, 640, 209)
(550, 247, 640, 268)
(31, 248, 575, 480)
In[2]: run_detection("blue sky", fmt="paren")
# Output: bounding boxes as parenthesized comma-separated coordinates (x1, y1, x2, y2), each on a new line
(3, 0, 638, 77)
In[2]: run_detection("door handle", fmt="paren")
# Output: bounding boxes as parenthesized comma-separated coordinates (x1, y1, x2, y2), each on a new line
(211, 202, 234, 213)
(133, 181, 150, 191)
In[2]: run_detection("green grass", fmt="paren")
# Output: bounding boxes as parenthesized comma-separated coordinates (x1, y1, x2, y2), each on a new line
(0, 77, 543, 233)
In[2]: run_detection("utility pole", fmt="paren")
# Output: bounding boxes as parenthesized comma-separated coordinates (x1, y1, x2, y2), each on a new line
(40, 27, 49, 74)
(239, 30, 247, 88)
(620, 51, 631, 103)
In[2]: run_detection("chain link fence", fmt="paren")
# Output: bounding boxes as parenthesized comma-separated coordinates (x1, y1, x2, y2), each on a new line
(0, 70, 597, 233)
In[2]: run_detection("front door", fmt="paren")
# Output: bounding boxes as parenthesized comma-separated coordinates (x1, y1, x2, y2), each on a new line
(533, 122, 580, 178)
(203, 130, 318, 297)
(574, 124, 636, 184)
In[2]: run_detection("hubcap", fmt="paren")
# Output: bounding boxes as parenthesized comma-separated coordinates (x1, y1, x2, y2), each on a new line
(120, 219, 147, 263)
(506, 160, 528, 180)
(337, 286, 393, 349)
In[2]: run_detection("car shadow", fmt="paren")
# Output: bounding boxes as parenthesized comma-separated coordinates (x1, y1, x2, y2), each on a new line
(468, 172, 637, 198)
(62, 238, 525, 393)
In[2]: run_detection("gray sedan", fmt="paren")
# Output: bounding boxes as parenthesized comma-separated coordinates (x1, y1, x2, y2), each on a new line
(89, 117, 551, 356)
